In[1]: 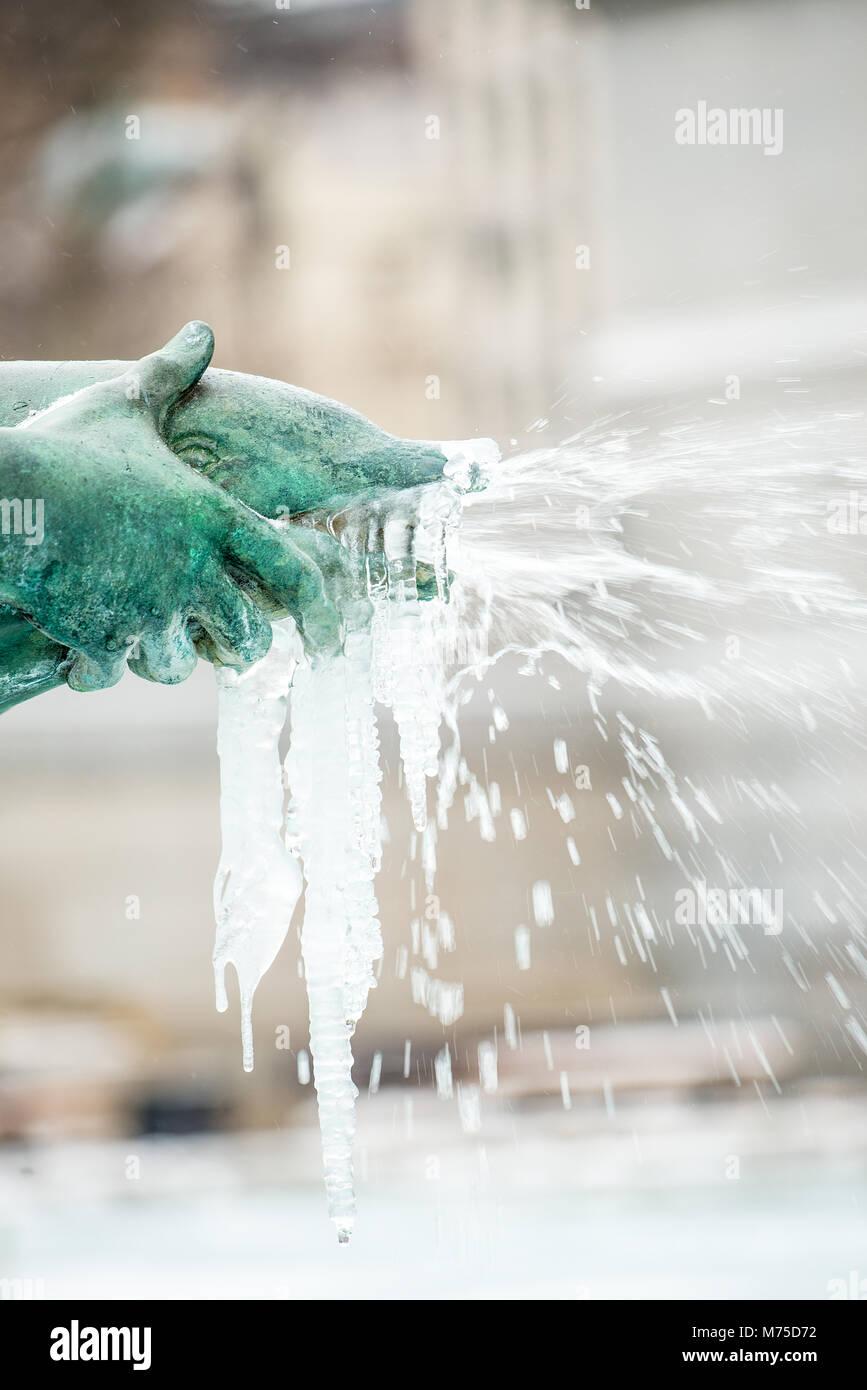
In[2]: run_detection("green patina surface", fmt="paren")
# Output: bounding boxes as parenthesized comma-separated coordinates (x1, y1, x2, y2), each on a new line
(0, 322, 449, 714)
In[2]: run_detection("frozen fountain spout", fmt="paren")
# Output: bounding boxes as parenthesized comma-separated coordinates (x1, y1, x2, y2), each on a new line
(0, 330, 490, 711)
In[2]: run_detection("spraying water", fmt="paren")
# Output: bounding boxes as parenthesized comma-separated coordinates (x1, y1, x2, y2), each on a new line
(213, 406, 867, 1239)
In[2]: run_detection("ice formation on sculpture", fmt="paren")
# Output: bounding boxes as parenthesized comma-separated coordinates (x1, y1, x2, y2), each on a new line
(213, 439, 499, 1240)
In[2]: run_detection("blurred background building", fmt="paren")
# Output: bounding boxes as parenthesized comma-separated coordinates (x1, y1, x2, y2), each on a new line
(1, 0, 866, 1298)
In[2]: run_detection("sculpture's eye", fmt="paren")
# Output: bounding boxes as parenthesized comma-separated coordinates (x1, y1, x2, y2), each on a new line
(172, 436, 219, 471)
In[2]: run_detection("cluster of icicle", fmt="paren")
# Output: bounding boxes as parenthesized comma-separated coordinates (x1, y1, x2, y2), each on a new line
(212, 440, 498, 1243)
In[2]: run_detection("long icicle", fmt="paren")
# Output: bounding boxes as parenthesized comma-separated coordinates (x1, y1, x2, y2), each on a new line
(285, 598, 383, 1243)
(213, 620, 302, 1072)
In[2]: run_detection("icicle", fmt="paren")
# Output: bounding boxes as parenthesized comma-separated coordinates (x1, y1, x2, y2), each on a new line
(213, 621, 301, 1072)
(284, 597, 384, 1244)
(372, 516, 442, 831)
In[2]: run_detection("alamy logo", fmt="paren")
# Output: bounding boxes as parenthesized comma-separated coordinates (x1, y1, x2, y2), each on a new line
(0, 1276, 44, 1299)
(827, 1269, 867, 1299)
(0, 497, 44, 545)
(50, 1320, 152, 1371)
(827, 492, 867, 534)
(675, 883, 783, 935)
(675, 102, 783, 156)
